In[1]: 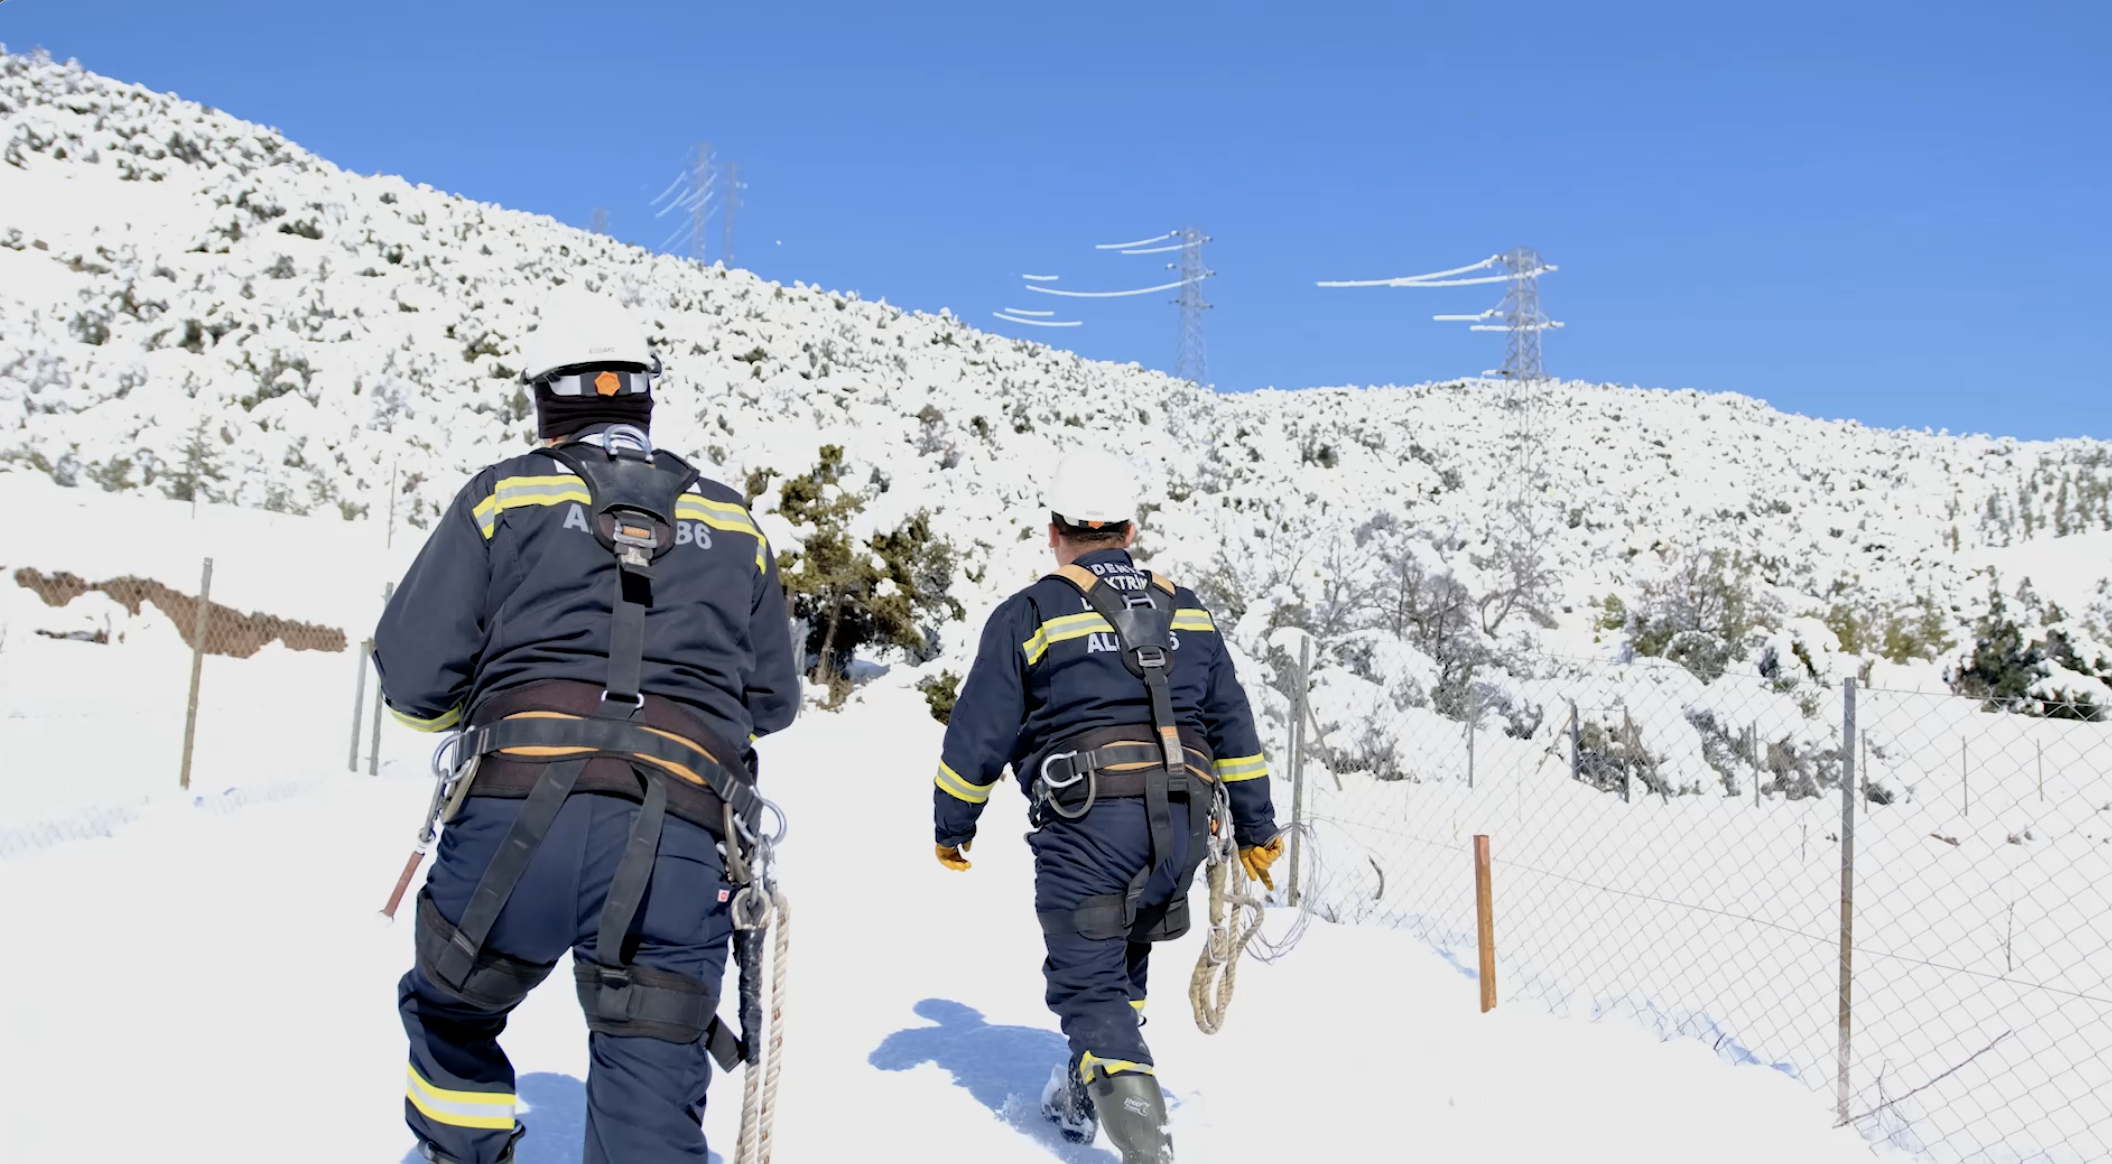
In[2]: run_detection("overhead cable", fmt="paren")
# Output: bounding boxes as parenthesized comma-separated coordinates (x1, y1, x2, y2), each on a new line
(1025, 276, 1206, 299)
(1095, 232, 1174, 250)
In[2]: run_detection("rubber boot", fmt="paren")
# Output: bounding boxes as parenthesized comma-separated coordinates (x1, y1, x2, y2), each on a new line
(1088, 1072, 1173, 1164)
(419, 1124, 525, 1164)
(1040, 1058, 1099, 1144)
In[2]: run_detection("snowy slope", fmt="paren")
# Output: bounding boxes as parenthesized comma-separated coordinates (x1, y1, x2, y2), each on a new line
(5, 44, 2112, 686)
(0, 675, 1897, 1164)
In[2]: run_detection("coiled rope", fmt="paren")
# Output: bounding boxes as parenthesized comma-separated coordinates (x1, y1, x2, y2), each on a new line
(1188, 790, 1321, 1033)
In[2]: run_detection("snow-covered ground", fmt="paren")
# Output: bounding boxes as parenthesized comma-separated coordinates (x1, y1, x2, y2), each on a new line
(5, 45, 2111, 1163)
(0, 678, 1895, 1164)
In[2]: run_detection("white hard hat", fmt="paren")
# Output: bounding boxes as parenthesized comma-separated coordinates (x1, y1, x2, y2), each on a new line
(1047, 449, 1139, 527)
(518, 286, 656, 386)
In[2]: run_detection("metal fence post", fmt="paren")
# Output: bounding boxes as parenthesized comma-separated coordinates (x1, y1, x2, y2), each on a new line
(1466, 698, 1477, 790)
(1836, 677, 1858, 1125)
(178, 557, 214, 790)
(367, 583, 395, 776)
(349, 640, 370, 772)
(1568, 700, 1580, 783)
(1287, 636, 1311, 907)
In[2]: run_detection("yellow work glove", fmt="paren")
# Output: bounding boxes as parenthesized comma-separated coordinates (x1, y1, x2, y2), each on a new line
(1239, 836, 1285, 890)
(936, 841, 973, 872)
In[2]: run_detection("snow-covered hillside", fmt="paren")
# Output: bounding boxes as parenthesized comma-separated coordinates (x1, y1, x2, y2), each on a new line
(5, 46, 2111, 684)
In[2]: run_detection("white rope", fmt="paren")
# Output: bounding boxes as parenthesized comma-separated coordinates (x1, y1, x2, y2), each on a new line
(1189, 852, 1265, 1034)
(734, 890, 790, 1164)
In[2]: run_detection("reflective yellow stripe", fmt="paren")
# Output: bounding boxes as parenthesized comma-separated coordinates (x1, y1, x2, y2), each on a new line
(390, 704, 463, 733)
(1129, 998, 1147, 1012)
(1080, 1052, 1155, 1079)
(474, 473, 768, 570)
(935, 762, 997, 804)
(676, 496, 768, 569)
(405, 1065, 515, 1131)
(1170, 608, 1215, 632)
(1022, 612, 1115, 663)
(472, 476, 591, 540)
(1214, 753, 1268, 782)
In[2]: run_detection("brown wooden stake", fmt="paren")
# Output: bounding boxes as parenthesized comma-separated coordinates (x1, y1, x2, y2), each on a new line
(380, 849, 427, 920)
(1474, 834, 1496, 1013)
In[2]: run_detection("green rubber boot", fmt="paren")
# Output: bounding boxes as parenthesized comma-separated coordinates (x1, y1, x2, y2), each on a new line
(1087, 1072, 1173, 1164)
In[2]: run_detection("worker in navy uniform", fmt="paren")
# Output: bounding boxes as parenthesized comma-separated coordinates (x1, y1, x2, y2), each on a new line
(931, 449, 1285, 1164)
(375, 286, 799, 1164)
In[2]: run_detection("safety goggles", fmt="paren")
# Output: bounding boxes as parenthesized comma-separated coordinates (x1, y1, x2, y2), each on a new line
(536, 355, 661, 397)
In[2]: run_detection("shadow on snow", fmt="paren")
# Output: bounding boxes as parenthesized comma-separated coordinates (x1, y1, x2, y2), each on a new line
(869, 998, 1118, 1163)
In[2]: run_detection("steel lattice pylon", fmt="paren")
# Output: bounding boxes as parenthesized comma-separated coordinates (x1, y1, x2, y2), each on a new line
(1496, 246, 1556, 382)
(1173, 226, 1212, 386)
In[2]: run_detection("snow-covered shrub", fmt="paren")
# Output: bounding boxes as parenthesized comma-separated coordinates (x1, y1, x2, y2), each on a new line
(1951, 579, 2112, 721)
(767, 445, 963, 690)
(1630, 547, 1770, 673)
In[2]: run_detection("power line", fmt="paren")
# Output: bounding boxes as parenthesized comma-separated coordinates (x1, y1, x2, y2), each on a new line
(1023, 277, 1203, 299)
(1316, 246, 1563, 381)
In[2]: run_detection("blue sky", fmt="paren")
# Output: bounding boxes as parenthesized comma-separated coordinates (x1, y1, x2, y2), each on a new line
(5, 1, 2106, 439)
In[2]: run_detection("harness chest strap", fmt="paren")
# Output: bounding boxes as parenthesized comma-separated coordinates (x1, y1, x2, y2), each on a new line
(542, 443, 700, 711)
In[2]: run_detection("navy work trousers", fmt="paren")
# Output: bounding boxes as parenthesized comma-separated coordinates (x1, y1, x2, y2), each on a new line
(1030, 796, 1197, 1078)
(399, 792, 735, 1163)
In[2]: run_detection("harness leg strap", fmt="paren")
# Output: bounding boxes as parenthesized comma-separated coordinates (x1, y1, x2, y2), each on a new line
(429, 758, 588, 991)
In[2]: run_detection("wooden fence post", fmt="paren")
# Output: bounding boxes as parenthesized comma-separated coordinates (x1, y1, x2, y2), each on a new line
(178, 558, 214, 790)
(1474, 834, 1496, 1013)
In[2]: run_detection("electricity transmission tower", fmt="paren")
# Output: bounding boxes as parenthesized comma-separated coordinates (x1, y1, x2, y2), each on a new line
(588, 207, 610, 236)
(1318, 247, 1567, 568)
(1172, 227, 1212, 386)
(1317, 247, 1563, 381)
(1014, 230, 1216, 385)
(1491, 247, 1556, 382)
(651, 145, 742, 266)
(689, 143, 717, 265)
(719, 162, 743, 268)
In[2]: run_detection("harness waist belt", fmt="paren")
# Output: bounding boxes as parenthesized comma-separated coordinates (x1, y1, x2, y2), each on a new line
(1037, 723, 1216, 802)
(464, 680, 758, 834)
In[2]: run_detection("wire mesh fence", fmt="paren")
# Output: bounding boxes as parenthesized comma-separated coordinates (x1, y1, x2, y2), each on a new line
(1289, 657, 2112, 1163)
(1, 556, 386, 856)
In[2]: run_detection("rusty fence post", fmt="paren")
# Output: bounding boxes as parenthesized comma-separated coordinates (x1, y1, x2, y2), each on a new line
(1474, 834, 1496, 1012)
(178, 557, 214, 790)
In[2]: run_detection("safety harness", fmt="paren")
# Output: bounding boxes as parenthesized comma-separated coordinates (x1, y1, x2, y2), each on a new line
(410, 439, 761, 1072)
(1032, 564, 1216, 945)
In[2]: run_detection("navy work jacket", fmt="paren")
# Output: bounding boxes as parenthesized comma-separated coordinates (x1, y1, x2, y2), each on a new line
(933, 548, 1278, 849)
(373, 440, 800, 752)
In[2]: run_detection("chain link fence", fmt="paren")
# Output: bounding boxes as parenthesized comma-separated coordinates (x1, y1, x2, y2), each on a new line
(1285, 656, 2112, 1163)
(1, 557, 386, 857)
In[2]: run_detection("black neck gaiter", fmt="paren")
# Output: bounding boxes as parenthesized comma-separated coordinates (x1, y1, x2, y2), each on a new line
(534, 385, 654, 440)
